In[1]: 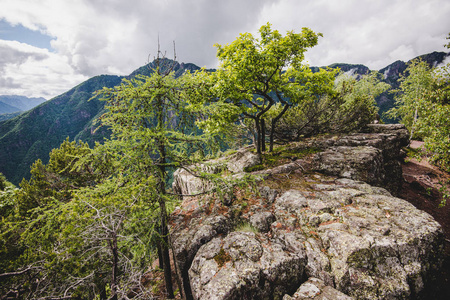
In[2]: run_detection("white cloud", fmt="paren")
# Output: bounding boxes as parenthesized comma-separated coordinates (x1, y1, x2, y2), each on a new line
(0, 40, 87, 98)
(0, 0, 449, 98)
(0, 40, 47, 67)
(257, 0, 450, 69)
(388, 45, 415, 63)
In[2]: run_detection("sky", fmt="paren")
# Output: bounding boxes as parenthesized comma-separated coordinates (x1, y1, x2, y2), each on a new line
(0, 0, 449, 99)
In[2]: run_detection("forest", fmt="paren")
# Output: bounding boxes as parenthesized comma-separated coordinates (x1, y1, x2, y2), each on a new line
(0, 24, 449, 299)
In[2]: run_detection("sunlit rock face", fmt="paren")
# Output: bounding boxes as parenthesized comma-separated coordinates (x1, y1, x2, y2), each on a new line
(170, 124, 444, 300)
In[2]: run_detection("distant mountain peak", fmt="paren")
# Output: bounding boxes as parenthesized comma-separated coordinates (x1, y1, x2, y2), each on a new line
(0, 95, 47, 116)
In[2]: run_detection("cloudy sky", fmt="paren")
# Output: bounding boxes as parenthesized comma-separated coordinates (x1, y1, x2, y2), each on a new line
(0, 0, 449, 99)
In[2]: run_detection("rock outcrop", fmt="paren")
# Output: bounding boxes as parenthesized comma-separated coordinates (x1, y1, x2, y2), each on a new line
(170, 124, 444, 300)
(308, 123, 408, 196)
(283, 277, 354, 300)
(172, 146, 261, 196)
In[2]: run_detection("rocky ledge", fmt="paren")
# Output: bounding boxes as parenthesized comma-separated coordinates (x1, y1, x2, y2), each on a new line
(170, 124, 444, 300)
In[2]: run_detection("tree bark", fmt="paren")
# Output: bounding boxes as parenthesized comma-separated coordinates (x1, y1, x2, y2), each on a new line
(157, 234, 164, 269)
(254, 118, 262, 155)
(158, 197, 174, 299)
(110, 234, 118, 300)
(261, 118, 266, 152)
(269, 102, 290, 152)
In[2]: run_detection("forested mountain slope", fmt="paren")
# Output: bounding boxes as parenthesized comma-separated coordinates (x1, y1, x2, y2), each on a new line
(0, 75, 122, 184)
(0, 53, 448, 185)
(0, 59, 206, 185)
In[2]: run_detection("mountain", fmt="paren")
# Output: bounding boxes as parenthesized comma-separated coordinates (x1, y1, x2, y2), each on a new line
(0, 111, 22, 122)
(0, 75, 123, 185)
(0, 95, 47, 115)
(0, 53, 449, 185)
(129, 59, 205, 77)
(377, 51, 450, 120)
(0, 101, 19, 114)
(316, 51, 450, 121)
(0, 59, 205, 185)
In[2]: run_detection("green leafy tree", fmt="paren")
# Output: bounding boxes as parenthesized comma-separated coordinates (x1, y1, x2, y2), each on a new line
(0, 173, 8, 191)
(14, 138, 97, 216)
(273, 71, 388, 140)
(387, 60, 434, 140)
(331, 71, 390, 130)
(209, 23, 330, 154)
(0, 54, 234, 299)
(387, 59, 450, 172)
(58, 178, 159, 299)
(0, 139, 116, 298)
(0, 174, 16, 217)
(0, 137, 160, 299)
(0, 183, 158, 299)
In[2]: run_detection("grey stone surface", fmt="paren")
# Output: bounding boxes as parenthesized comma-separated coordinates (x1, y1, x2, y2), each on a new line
(249, 211, 275, 233)
(225, 147, 261, 173)
(189, 232, 307, 300)
(172, 178, 443, 300)
(283, 277, 354, 300)
(312, 146, 385, 186)
(170, 125, 444, 300)
(172, 147, 260, 197)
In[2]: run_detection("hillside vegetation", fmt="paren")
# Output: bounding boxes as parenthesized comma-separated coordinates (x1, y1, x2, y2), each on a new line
(0, 75, 122, 185)
(0, 51, 448, 185)
(0, 25, 449, 299)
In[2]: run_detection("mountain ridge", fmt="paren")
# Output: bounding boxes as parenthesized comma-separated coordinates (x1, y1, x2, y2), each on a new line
(0, 95, 47, 115)
(0, 51, 448, 185)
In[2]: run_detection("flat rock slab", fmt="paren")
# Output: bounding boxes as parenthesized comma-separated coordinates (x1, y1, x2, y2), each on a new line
(312, 146, 385, 185)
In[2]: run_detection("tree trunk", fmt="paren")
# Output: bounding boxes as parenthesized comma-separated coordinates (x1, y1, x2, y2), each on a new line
(410, 106, 418, 140)
(255, 118, 262, 154)
(157, 135, 175, 299)
(110, 234, 119, 300)
(157, 234, 164, 269)
(269, 103, 290, 152)
(155, 93, 174, 299)
(261, 118, 266, 152)
(159, 198, 174, 299)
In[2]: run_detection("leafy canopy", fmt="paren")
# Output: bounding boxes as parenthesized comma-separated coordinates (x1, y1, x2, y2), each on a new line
(387, 59, 450, 173)
(274, 71, 389, 141)
(204, 23, 333, 153)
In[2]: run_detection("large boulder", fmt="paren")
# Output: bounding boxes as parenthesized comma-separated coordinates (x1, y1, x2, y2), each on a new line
(171, 176, 444, 300)
(295, 124, 409, 195)
(273, 178, 444, 299)
(171, 214, 232, 298)
(189, 231, 307, 300)
(170, 125, 444, 299)
(312, 146, 384, 186)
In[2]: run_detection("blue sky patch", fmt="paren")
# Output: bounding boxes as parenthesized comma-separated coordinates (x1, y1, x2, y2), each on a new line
(0, 19, 54, 51)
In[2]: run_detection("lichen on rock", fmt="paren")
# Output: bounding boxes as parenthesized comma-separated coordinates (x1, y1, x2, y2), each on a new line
(170, 125, 444, 300)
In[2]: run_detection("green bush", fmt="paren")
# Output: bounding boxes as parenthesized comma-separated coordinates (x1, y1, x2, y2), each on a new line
(272, 72, 389, 141)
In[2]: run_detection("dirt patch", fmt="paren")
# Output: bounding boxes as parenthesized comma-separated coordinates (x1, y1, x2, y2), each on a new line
(400, 154, 450, 299)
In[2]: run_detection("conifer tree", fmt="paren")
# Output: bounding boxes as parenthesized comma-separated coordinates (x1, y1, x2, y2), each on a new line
(94, 50, 220, 298)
